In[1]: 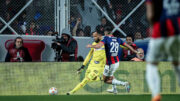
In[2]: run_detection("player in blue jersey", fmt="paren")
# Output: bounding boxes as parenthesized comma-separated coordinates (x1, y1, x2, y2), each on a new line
(146, 0, 180, 101)
(87, 28, 140, 93)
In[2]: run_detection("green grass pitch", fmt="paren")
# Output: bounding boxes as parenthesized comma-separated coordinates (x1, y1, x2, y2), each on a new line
(0, 95, 179, 101)
(0, 62, 179, 101)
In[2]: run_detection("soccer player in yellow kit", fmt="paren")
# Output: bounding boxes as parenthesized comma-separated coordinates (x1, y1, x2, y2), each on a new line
(67, 31, 106, 95)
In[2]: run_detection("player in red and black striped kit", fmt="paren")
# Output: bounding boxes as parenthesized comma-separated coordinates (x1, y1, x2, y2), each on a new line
(87, 26, 140, 94)
(146, 0, 180, 101)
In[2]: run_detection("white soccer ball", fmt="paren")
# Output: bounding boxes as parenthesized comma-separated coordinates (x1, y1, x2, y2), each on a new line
(49, 87, 58, 95)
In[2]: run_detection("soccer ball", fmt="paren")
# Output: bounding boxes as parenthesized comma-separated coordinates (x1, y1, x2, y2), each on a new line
(49, 87, 58, 95)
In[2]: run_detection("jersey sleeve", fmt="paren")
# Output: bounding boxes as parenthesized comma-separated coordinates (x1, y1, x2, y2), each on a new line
(117, 38, 125, 45)
(101, 36, 107, 44)
(83, 48, 93, 66)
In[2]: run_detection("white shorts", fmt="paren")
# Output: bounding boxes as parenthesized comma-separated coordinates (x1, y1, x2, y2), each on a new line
(103, 62, 119, 77)
(146, 36, 180, 62)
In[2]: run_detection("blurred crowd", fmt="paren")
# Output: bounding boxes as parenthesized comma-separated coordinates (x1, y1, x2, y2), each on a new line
(1, 0, 147, 62)
(70, 0, 149, 38)
(0, 0, 54, 36)
(0, 0, 149, 38)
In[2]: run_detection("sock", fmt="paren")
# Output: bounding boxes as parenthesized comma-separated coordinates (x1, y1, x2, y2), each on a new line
(146, 63, 160, 97)
(173, 65, 180, 86)
(112, 79, 126, 86)
(70, 77, 90, 94)
(112, 85, 117, 91)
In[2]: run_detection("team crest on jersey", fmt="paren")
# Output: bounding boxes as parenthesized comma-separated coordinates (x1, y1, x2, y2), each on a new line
(94, 61, 99, 64)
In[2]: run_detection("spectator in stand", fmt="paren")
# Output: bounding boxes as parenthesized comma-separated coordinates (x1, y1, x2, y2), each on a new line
(69, 14, 77, 32)
(56, 28, 78, 61)
(100, 17, 111, 29)
(72, 18, 90, 37)
(12, 19, 24, 34)
(134, 32, 143, 41)
(46, 30, 55, 36)
(5, 37, 32, 62)
(0, 12, 23, 35)
(72, 18, 81, 36)
(146, 27, 152, 37)
(121, 35, 138, 61)
(18, 12, 27, 34)
(0, 22, 3, 30)
(95, 17, 111, 36)
(1, 12, 13, 34)
(0, 0, 13, 16)
(26, 21, 40, 35)
(114, 9, 122, 24)
(96, 25, 105, 36)
(97, 0, 114, 19)
(131, 48, 145, 61)
(76, 28, 85, 37)
(84, 25, 91, 36)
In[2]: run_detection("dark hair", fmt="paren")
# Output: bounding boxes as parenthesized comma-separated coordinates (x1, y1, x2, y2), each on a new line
(96, 25, 104, 35)
(101, 17, 107, 21)
(104, 26, 113, 32)
(14, 37, 23, 43)
(76, 28, 84, 36)
(14, 37, 23, 47)
(126, 35, 134, 42)
(84, 26, 91, 36)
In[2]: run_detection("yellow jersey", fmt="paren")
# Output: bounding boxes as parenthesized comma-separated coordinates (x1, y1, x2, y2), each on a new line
(83, 42, 106, 70)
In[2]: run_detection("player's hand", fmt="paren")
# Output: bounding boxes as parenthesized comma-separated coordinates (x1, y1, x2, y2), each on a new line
(56, 42, 61, 46)
(77, 65, 85, 74)
(86, 44, 92, 48)
(76, 18, 81, 24)
(77, 69, 82, 74)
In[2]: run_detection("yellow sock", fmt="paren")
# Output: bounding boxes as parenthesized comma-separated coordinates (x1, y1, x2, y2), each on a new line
(70, 77, 90, 94)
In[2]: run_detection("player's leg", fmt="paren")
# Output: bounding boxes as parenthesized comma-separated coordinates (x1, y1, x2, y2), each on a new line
(103, 63, 129, 93)
(68, 69, 99, 94)
(146, 38, 164, 100)
(146, 63, 161, 98)
(103, 64, 127, 85)
(172, 62, 180, 86)
(111, 63, 130, 92)
(68, 76, 91, 94)
(67, 69, 90, 94)
(103, 65, 114, 84)
(89, 70, 102, 82)
(111, 63, 129, 86)
(89, 69, 102, 82)
(103, 65, 117, 93)
(166, 36, 180, 86)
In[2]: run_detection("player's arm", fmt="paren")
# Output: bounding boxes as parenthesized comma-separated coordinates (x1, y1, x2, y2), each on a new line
(86, 42, 104, 49)
(146, 0, 154, 25)
(83, 48, 93, 66)
(87, 36, 106, 49)
(123, 43, 139, 54)
(120, 45, 128, 49)
(77, 48, 93, 73)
